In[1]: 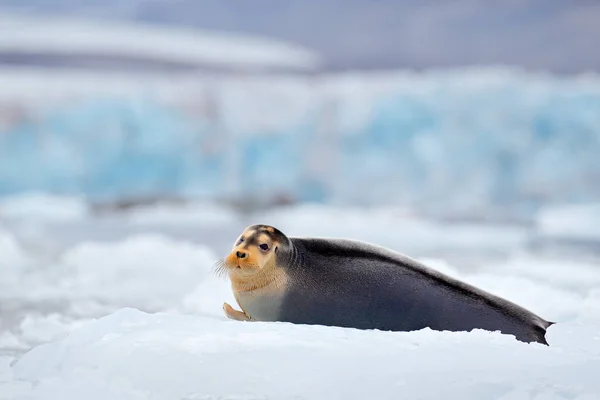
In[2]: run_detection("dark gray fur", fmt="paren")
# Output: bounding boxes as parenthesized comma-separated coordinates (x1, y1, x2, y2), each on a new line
(261, 227, 554, 345)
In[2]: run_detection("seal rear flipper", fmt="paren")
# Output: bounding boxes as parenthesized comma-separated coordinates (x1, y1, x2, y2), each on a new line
(538, 320, 556, 345)
(543, 320, 556, 329)
(518, 322, 553, 346)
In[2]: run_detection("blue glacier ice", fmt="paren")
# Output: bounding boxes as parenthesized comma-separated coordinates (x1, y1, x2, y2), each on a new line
(0, 69, 599, 219)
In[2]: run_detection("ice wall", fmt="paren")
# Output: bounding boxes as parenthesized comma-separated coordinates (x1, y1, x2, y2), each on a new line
(1, 68, 599, 219)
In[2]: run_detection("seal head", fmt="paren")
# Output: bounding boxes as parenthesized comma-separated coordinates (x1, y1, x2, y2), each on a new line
(218, 224, 291, 322)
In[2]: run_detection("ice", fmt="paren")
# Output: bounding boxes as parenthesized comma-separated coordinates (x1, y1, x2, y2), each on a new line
(55, 234, 220, 312)
(180, 271, 236, 318)
(536, 203, 600, 241)
(5, 308, 600, 400)
(124, 201, 238, 227)
(0, 315, 87, 359)
(253, 203, 530, 253)
(18, 314, 91, 345)
(1, 200, 600, 399)
(0, 358, 11, 382)
(2, 68, 599, 219)
(0, 225, 30, 289)
(0, 356, 30, 400)
(0, 193, 89, 223)
(0, 333, 28, 353)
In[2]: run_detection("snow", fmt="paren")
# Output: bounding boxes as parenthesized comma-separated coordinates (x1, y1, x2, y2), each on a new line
(0, 12, 320, 70)
(1, 68, 599, 219)
(0, 193, 89, 223)
(124, 201, 238, 227)
(254, 203, 530, 253)
(0, 225, 31, 289)
(5, 309, 600, 400)
(56, 234, 220, 311)
(0, 230, 223, 312)
(0, 197, 599, 399)
(536, 203, 600, 241)
(1, 55, 600, 396)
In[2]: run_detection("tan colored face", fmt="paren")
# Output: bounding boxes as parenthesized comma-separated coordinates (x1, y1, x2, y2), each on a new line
(224, 226, 279, 275)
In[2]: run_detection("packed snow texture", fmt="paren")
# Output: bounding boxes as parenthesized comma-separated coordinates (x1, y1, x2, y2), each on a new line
(6, 309, 600, 400)
(1, 195, 600, 399)
(1, 68, 599, 219)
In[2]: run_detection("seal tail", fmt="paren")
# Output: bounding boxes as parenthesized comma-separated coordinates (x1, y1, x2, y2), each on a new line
(534, 320, 555, 346)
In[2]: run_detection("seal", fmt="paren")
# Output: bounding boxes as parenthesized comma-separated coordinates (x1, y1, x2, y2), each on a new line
(216, 224, 554, 345)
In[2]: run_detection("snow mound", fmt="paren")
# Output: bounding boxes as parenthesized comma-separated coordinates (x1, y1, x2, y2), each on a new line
(6, 308, 600, 400)
(0, 332, 28, 354)
(56, 234, 219, 311)
(0, 226, 30, 288)
(255, 204, 529, 252)
(536, 203, 600, 241)
(18, 314, 91, 346)
(0, 193, 89, 222)
(0, 356, 30, 400)
(125, 202, 238, 227)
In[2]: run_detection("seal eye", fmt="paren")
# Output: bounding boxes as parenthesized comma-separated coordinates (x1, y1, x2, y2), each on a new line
(237, 237, 244, 245)
(259, 243, 269, 251)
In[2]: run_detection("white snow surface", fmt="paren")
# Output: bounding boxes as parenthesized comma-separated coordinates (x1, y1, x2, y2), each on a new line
(0, 195, 599, 399)
(0, 225, 31, 290)
(536, 203, 600, 241)
(0, 193, 89, 223)
(7, 309, 600, 400)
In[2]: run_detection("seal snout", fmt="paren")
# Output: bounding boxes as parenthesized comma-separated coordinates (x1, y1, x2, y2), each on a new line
(236, 251, 246, 259)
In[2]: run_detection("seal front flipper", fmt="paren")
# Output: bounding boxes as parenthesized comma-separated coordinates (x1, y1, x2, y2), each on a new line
(223, 302, 252, 321)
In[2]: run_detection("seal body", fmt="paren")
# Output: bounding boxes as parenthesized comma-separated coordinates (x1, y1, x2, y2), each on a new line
(220, 225, 554, 345)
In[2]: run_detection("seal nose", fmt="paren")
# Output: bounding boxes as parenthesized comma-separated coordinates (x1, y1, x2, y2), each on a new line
(236, 251, 246, 259)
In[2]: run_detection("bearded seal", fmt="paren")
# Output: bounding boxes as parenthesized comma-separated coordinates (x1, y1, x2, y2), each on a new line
(216, 224, 554, 345)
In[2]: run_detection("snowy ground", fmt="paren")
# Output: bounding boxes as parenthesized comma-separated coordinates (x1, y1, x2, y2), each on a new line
(0, 194, 599, 399)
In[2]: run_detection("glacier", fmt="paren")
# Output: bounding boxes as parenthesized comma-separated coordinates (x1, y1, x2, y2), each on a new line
(1, 68, 600, 219)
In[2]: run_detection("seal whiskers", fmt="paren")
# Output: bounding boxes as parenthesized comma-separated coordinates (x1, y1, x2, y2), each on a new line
(212, 259, 230, 279)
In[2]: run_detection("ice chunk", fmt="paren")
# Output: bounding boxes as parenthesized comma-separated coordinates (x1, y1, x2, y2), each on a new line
(124, 201, 238, 227)
(0, 193, 89, 222)
(536, 203, 600, 241)
(18, 314, 91, 345)
(0, 226, 30, 289)
(56, 234, 219, 311)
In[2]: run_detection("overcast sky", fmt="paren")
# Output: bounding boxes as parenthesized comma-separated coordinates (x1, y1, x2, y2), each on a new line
(1, 0, 599, 73)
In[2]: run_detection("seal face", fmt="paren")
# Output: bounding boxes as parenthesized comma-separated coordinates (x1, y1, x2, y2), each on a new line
(218, 224, 554, 345)
(217, 225, 289, 322)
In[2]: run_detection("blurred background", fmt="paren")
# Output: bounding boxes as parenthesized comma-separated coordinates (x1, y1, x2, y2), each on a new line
(1, 1, 600, 362)
(1, 1, 600, 219)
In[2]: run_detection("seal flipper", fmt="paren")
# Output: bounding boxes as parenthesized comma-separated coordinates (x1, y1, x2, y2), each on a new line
(536, 320, 555, 346)
(223, 302, 252, 321)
